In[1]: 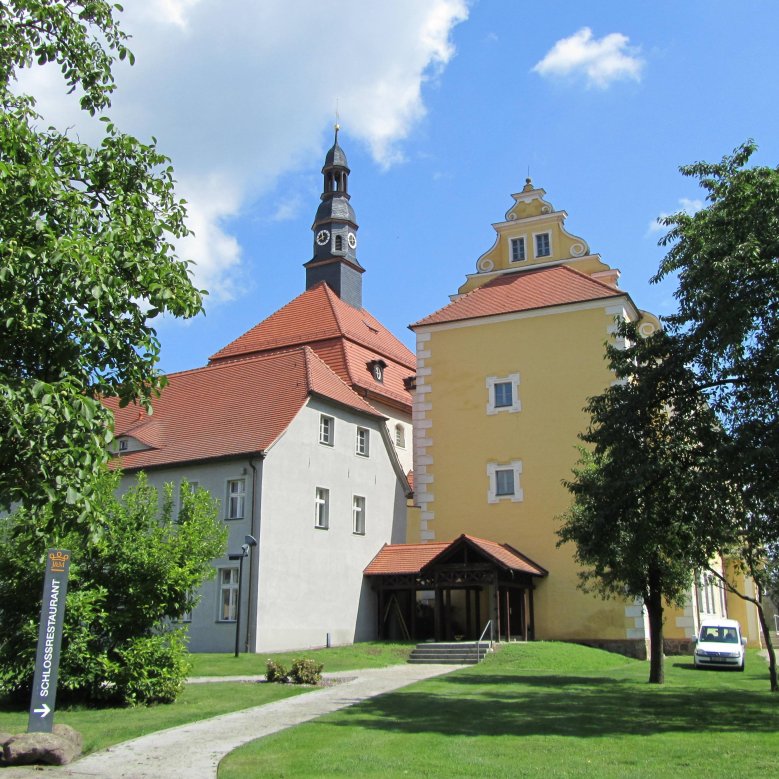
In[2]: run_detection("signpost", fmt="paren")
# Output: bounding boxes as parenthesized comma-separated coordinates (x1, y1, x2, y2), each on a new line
(28, 549, 71, 734)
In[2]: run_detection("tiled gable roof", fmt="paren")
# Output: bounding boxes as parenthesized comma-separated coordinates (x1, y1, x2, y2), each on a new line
(363, 542, 450, 575)
(106, 346, 382, 471)
(210, 282, 415, 369)
(411, 265, 626, 328)
(364, 534, 547, 577)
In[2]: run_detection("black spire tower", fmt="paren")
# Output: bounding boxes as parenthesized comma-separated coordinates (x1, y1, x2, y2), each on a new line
(304, 125, 364, 308)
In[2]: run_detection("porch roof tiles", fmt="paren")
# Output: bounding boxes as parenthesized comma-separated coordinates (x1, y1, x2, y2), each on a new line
(364, 534, 547, 577)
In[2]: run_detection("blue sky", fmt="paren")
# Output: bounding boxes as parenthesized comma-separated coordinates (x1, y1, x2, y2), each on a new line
(23, 1, 779, 373)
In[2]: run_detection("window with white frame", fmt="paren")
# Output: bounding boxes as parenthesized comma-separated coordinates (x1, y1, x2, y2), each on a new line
(177, 480, 199, 520)
(698, 573, 724, 615)
(486, 373, 521, 415)
(534, 232, 551, 258)
(319, 414, 334, 446)
(356, 427, 370, 457)
(510, 236, 526, 263)
(118, 438, 129, 451)
(487, 461, 524, 503)
(314, 487, 330, 529)
(353, 495, 366, 535)
(226, 478, 245, 520)
(218, 567, 239, 621)
(395, 424, 406, 448)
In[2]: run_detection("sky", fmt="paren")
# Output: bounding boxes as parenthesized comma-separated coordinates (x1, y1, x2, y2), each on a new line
(20, 0, 779, 374)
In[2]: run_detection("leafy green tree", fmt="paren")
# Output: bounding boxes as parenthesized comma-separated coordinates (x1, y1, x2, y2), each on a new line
(0, 1, 204, 530)
(559, 323, 729, 684)
(0, 469, 227, 705)
(654, 141, 779, 691)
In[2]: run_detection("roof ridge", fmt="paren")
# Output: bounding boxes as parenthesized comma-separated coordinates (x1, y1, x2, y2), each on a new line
(303, 345, 384, 417)
(555, 262, 624, 294)
(322, 282, 349, 335)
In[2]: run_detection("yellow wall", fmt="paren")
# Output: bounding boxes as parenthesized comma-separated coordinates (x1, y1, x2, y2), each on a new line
(414, 300, 643, 642)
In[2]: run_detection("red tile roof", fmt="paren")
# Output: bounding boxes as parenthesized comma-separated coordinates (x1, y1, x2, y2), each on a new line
(364, 534, 547, 577)
(411, 265, 627, 328)
(364, 542, 450, 575)
(106, 346, 383, 471)
(209, 282, 415, 412)
(211, 282, 415, 367)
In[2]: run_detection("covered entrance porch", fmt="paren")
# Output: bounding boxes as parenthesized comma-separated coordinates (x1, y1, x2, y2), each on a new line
(364, 534, 547, 643)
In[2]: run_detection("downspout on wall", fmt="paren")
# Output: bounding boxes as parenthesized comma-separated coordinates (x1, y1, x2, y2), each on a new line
(245, 454, 264, 652)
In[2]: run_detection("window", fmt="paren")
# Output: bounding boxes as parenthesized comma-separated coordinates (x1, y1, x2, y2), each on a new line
(319, 414, 334, 446)
(315, 487, 330, 529)
(218, 567, 239, 621)
(487, 461, 524, 503)
(535, 232, 551, 258)
(510, 237, 526, 263)
(495, 469, 514, 496)
(493, 381, 513, 408)
(356, 427, 370, 457)
(486, 373, 521, 415)
(353, 495, 366, 535)
(395, 424, 406, 448)
(118, 438, 129, 452)
(334, 234, 343, 251)
(226, 479, 245, 520)
(177, 480, 199, 521)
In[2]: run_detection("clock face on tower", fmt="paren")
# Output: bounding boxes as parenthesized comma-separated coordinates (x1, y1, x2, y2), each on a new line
(316, 229, 330, 246)
(347, 232, 357, 249)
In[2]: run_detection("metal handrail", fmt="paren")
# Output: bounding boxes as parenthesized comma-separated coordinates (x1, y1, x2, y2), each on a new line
(477, 619, 493, 656)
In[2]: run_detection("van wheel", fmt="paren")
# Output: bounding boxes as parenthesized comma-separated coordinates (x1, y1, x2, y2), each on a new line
(738, 661, 745, 672)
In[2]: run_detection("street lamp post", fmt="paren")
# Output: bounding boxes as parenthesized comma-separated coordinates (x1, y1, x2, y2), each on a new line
(228, 535, 257, 658)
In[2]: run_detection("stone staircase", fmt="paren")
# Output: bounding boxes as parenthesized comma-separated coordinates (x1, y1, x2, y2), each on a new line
(407, 641, 492, 665)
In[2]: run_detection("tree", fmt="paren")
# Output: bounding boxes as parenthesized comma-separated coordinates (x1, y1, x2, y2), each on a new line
(654, 141, 779, 691)
(0, 469, 227, 705)
(558, 323, 730, 684)
(0, 1, 204, 530)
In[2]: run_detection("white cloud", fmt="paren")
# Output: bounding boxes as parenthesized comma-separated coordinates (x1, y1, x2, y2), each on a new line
(648, 198, 704, 234)
(14, 0, 469, 306)
(533, 27, 644, 89)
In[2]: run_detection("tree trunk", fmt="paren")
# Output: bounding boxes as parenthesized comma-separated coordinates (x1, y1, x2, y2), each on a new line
(707, 567, 778, 692)
(755, 592, 778, 692)
(645, 571, 665, 684)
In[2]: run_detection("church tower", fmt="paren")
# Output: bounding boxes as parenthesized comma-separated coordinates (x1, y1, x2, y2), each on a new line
(304, 125, 364, 308)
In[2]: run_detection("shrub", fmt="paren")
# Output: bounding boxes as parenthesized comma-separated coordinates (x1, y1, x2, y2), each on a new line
(265, 659, 288, 683)
(289, 658, 323, 685)
(0, 470, 226, 705)
(114, 632, 191, 705)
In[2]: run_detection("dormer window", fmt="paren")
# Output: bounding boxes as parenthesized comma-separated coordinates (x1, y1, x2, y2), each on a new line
(118, 438, 129, 452)
(368, 359, 386, 383)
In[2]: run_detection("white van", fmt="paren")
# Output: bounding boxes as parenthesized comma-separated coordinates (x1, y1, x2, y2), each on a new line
(693, 617, 746, 671)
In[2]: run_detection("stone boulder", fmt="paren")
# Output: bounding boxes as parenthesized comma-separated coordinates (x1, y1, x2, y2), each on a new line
(2, 724, 83, 766)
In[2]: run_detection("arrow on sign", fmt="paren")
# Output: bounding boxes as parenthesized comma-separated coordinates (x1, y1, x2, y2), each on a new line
(33, 704, 50, 718)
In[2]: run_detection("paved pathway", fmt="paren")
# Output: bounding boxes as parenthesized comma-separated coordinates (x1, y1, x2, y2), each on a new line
(2, 664, 461, 778)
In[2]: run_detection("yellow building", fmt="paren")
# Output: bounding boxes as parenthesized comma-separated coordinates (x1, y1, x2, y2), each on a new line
(404, 178, 758, 656)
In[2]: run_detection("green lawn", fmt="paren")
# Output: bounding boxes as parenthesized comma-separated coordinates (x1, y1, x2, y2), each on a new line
(0, 683, 307, 755)
(218, 642, 779, 779)
(188, 642, 414, 676)
(0, 642, 412, 754)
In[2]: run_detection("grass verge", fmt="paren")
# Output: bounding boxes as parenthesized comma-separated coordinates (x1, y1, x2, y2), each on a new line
(189, 642, 414, 676)
(218, 642, 779, 778)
